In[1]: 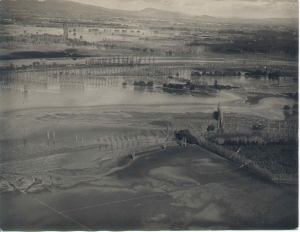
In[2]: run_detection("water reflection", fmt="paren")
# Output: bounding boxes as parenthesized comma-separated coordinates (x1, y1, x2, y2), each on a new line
(190, 75, 297, 94)
(133, 86, 154, 93)
(1, 68, 297, 98)
(1, 72, 124, 92)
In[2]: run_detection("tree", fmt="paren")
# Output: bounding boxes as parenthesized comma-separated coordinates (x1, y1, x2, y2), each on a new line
(203, 81, 208, 90)
(146, 81, 153, 87)
(175, 130, 198, 145)
(293, 104, 298, 110)
(214, 80, 218, 88)
(294, 92, 298, 101)
(191, 71, 201, 77)
(212, 111, 219, 120)
(10, 63, 15, 70)
(283, 105, 291, 110)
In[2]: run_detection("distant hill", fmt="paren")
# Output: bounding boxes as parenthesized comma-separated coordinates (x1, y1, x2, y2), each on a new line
(0, 0, 130, 19)
(0, 0, 297, 25)
(136, 8, 192, 20)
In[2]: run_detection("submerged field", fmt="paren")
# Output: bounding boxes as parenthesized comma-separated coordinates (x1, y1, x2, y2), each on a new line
(0, 145, 297, 230)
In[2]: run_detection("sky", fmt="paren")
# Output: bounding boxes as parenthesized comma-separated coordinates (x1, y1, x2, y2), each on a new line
(69, 0, 299, 18)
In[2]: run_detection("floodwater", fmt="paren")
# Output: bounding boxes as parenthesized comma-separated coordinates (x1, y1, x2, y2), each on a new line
(0, 74, 297, 120)
(3, 25, 157, 43)
(192, 74, 297, 92)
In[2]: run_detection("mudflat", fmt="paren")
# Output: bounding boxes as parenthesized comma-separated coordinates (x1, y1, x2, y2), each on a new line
(1, 145, 297, 230)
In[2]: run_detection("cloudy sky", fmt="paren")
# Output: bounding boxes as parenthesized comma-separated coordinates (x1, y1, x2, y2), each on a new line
(69, 0, 298, 18)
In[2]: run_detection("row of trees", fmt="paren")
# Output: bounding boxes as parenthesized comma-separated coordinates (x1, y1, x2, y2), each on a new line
(197, 136, 274, 180)
(245, 70, 281, 79)
(191, 70, 242, 77)
(245, 70, 267, 77)
(163, 81, 217, 92)
(186, 80, 209, 90)
(200, 137, 295, 182)
(225, 140, 298, 176)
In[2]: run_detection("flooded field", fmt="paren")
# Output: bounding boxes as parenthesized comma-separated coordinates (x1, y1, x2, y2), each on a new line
(0, 73, 296, 117)
(0, 0, 298, 230)
(3, 25, 160, 43)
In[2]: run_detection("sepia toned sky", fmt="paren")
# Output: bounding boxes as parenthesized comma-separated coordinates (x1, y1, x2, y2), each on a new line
(69, 0, 299, 18)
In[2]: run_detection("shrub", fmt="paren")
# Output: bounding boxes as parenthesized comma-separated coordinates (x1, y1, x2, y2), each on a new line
(134, 80, 146, 87)
(207, 124, 215, 132)
(190, 84, 196, 91)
